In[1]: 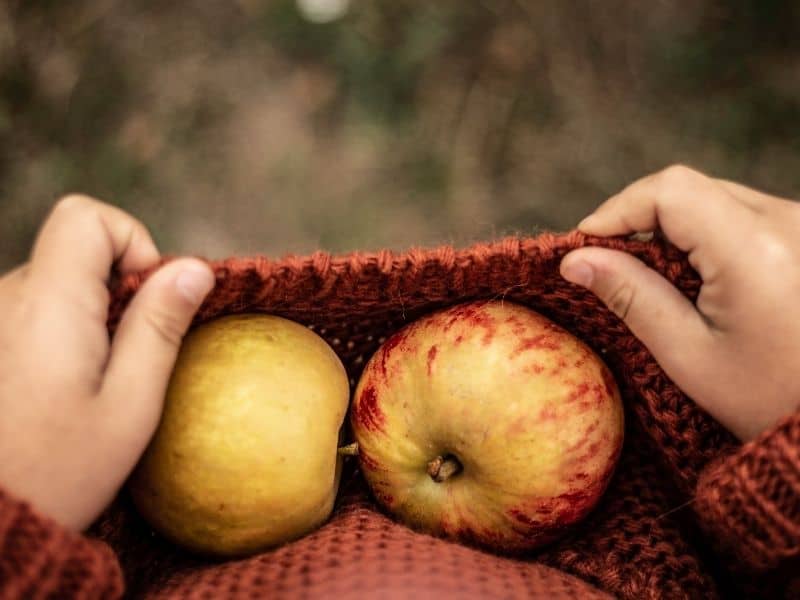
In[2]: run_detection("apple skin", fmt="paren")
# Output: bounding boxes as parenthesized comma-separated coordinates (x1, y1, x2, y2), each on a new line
(129, 314, 350, 558)
(350, 301, 624, 553)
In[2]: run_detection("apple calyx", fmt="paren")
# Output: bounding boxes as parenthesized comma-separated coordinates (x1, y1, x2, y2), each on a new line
(337, 442, 360, 457)
(427, 454, 463, 483)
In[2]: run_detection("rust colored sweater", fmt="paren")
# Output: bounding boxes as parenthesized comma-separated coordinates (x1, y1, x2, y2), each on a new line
(1, 233, 799, 599)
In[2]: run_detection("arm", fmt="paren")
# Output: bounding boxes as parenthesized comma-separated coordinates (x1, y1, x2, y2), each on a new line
(695, 410, 800, 572)
(0, 489, 123, 599)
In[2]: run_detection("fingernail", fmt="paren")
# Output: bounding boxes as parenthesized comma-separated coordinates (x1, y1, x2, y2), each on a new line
(561, 260, 594, 288)
(175, 263, 215, 304)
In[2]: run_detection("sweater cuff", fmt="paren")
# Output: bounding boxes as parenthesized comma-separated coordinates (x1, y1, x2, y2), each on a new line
(695, 411, 800, 573)
(0, 488, 123, 599)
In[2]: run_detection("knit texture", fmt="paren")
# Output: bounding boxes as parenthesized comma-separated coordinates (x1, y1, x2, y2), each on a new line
(0, 490, 122, 599)
(695, 411, 800, 573)
(1, 231, 798, 599)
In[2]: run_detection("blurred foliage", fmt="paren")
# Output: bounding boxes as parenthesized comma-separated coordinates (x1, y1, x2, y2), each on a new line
(1, 0, 799, 270)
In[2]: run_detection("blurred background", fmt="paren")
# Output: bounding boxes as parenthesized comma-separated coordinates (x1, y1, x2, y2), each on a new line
(1, 0, 799, 270)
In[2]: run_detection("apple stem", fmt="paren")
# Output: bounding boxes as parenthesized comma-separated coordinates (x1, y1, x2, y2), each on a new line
(337, 442, 360, 457)
(427, 454, 462, 482)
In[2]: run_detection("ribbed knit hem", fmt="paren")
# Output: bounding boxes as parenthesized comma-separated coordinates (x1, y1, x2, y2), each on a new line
(695, 411, 800, 572)
(0, 489, 123, 599)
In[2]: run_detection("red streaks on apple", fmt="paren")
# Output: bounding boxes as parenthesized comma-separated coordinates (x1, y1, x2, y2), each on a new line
(507, 487, 598, 534)
(542, 320, 564, 333)
(567, 435, 589, 455)
(381, 330, 407, 355)
(426, 345, 438, 375)
(358, 450, 382, 471)
(549, 356, 569, 376)
(443, 303, 496, 345)
(525, 363, 546, 375)
(509, 508, 542, 528)
(350, 300, 624, 555)
(356, 386, 385, 432)
(506, 314, 527, 336)
(577, 439, 604, 464)
(566, 381, 607, 413)
(378, 329, 412, 378)
(538, 406, 558, 422)
(513, 334, 561, 357)
(552, 489, 594, 526)
(566, 382, 591, 403)
(566, 421, 599, 454)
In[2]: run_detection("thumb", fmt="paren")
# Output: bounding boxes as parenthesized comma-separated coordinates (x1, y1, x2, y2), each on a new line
(559, 247, 710, 374)
(101, 258, 215, 430)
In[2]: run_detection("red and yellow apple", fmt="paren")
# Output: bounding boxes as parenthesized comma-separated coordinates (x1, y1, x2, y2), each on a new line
(350, 300, 624, 552)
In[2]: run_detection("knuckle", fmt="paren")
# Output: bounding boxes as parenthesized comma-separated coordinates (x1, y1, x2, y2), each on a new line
(659, 164, 697, 186)
(143, 308, 186, 348)
(53, 194, 95, 214)
(49, 195, 101, 230)
(605, 281, 636, 321)
(652, 164, 702, 212)
(131, 220, 155, 247)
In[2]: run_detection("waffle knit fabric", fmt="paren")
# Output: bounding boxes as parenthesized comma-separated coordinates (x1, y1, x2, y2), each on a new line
(1, 232, 798, 599)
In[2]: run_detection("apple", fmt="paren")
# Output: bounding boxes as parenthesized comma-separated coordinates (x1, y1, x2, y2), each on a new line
(129, 313, 350, 557)
(349, 301, 624, 552)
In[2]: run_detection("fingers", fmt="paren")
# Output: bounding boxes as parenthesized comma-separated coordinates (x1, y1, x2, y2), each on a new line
(560, 247, 712, 378)
(29, 194, 161, 289)
(101, 259, 214, 436)
(577, 165, 756, 273)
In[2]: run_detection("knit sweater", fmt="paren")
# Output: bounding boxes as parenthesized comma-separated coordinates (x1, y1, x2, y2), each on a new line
(1, 232, 798, 599)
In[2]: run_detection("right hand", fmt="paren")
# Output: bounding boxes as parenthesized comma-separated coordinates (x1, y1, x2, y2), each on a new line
(560, 165, 800, 441)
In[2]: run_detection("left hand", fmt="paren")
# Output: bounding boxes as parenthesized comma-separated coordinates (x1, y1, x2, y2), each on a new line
(0, 194, 215, 530)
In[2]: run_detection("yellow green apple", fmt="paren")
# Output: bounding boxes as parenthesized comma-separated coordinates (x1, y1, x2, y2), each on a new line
(350, 301, 624, 552)
(129, 313, 350, 558)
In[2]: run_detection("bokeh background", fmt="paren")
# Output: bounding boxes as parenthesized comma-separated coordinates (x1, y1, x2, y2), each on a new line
(2, 0, 799, 271)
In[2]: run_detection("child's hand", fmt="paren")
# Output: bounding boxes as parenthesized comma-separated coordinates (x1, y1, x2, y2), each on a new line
(0, 195, 215, 531)
(560, 165, 800, 441)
